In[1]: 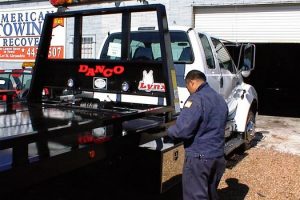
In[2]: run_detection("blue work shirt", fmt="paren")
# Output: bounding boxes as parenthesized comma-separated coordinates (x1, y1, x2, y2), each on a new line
(167, 82, 228, 159)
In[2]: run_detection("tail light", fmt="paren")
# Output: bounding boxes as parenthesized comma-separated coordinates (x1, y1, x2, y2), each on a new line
(1, 95, 6, 101)
(42, 88, 50, 96)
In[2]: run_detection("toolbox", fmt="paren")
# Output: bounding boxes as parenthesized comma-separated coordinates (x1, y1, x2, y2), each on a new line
(139, 138, 185, 193)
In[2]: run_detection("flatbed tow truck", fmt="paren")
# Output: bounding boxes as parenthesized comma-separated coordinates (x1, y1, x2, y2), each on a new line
(0, 0, 258, 196)
(0, 2, 182, 194)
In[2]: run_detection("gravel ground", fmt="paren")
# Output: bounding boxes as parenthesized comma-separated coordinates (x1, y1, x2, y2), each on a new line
(219, 115, 300, 200)
(219, 148, 300, 200)
(5, 115, 300, 200)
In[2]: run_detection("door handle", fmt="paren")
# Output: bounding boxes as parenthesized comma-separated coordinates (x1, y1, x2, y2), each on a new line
(220, 76, 223, 88)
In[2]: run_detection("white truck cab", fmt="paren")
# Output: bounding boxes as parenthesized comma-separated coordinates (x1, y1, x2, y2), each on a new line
(99, 26, 258, 155)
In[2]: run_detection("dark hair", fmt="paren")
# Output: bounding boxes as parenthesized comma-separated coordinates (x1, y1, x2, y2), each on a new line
(185, 70, 206, 82)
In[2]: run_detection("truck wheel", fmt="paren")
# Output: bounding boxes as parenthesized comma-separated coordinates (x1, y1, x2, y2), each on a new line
(243, 110, 256, 150)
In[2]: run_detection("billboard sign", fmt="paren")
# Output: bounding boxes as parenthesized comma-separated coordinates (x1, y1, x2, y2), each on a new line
(0, 7, 65, 61)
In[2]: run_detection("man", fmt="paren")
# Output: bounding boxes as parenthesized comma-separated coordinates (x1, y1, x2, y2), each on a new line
(167, 70, 228, 200)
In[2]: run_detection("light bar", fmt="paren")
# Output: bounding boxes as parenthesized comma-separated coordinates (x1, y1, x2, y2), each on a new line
(50, 0, 124, 7)
(22, 62, 35, 68)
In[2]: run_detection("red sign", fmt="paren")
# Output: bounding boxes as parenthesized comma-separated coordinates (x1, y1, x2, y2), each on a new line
(0, 7, 63, 61)
(0, 46, 64, 60)
(78, 64, 124, 77)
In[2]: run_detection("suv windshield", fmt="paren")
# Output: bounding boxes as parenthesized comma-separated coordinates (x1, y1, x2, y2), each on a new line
(0, 70, 32, 91)
(0, 69, 32, 101)
(100, 31, 193, 63)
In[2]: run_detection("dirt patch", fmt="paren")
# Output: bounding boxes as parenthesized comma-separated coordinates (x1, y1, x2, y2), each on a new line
(271, 134, 285, 140)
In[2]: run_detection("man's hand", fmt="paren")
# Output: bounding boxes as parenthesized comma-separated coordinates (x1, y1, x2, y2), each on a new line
(163, 135, 174, 143)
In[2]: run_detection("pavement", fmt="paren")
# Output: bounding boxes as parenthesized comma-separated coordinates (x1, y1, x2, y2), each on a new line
(255, 115, 300, 155)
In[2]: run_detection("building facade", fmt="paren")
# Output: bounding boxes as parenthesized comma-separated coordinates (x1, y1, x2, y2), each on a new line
(1, 0, 300, 115)
(1, 0, 300, 68)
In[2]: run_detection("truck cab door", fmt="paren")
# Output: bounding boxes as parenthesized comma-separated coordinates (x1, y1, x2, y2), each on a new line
(211, 38, 243, 119)
(198, 33, 221, 94)
(212, 38, 240, 100)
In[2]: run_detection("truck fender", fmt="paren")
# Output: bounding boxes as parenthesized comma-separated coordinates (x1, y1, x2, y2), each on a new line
(234, 83, 258, 132)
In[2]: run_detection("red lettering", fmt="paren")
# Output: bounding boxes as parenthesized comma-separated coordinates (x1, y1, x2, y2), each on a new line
(153, 84, 160, 90)
(138, 82, 165, 92)
(147, 84, 153, 91)
(79, 64, 88, 73)
(161, 84, 165, 91)
(78, 65, 124, 77)
(138, 82, 146, 89)
(86, 68, 95, 76)
(103, 68, 113, 77)
(114, 66, 124, 74)
(95, 65, 105, 73)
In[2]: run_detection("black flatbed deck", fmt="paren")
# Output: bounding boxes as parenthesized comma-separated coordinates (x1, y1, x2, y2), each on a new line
(0, 101, 169, 147)
(0, 100, 172, 191)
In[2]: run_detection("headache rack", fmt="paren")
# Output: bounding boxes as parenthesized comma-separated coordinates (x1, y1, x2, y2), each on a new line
(0, 4, 180, 193)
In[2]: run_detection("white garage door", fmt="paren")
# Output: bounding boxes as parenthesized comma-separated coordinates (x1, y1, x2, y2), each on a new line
(194, 5, 300, 43)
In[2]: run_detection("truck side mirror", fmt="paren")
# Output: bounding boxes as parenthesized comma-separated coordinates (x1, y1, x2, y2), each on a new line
(241, 44, 256, 77)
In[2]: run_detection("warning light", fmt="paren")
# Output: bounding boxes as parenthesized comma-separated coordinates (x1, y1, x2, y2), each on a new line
(50, 0, 72, 7)
(22, 62, 35, 69)
(50, 0, 123, 7)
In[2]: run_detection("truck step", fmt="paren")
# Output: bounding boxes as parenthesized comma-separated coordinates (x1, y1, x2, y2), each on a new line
(225, 120, 236, 138)
(224, 138, 244, 156)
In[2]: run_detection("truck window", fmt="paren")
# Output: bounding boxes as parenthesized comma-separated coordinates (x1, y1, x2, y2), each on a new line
(100, 31, 193, 63)
(199, 33, 215, 69)
(212, 38, 236, 74)
(0, 73, 10, 90)
(0, 72, 31, 90)
(0, 73, 9, 80)
(23, 74, 32, 89)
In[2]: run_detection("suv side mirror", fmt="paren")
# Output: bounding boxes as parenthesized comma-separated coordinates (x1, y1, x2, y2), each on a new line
(241, 44, 255, 77)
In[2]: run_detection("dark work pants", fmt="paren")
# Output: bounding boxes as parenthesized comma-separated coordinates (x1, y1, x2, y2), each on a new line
(182, 156, 226, 200)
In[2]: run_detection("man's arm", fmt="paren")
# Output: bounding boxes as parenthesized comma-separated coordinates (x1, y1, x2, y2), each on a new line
(167, 99, 202, 140)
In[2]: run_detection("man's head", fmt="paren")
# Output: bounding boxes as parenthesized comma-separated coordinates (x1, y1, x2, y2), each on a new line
(185, 70, 206, 94)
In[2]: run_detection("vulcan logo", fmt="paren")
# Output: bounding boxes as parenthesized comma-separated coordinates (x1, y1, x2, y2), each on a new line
(78, 64, 124, 77)
(138, 70, 165, 92)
